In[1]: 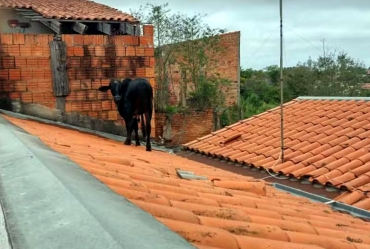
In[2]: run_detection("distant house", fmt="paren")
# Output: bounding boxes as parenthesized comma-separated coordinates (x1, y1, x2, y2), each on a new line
(0, 0, 140, 35)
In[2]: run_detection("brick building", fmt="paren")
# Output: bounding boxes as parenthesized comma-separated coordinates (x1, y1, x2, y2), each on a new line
(0, 0, 155, 137)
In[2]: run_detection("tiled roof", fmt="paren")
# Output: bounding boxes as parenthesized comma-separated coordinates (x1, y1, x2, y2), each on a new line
(0, 0, 138, 22)
(183, 97, 370, 211)
(3, 114, 370, 249)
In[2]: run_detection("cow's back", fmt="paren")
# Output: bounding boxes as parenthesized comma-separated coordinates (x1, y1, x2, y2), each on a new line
(124, 78, 153, 115)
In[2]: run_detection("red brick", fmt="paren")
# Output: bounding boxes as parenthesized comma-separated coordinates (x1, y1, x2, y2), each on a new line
(66, 46, 74, 56)
(132, 36, 139, 46)
(116, 46, 125, 56)
(86, 90, 97, 100)
(42, 46, 51, 57)
(101, 58, 111, 68)
(65, 102, 72, 112)
(97, 91, 108, 100)
(9, 92, 21, 99)
(15, 81, 27, 91)
(145, 67, 155, 78)
(31, 45, 43, 57)
(13, 34, 25, 45)
(26, 58, 38, 67)
(68, 68, 76, 79)
(140, 36, 153, 46)
(91, 101, 102, 111)
(7, 45, 20, 56)
(88, 111, 98, 118)
(108, 110, 118, 120)
(21, 92, 32, 102)
(21, 69, 33, 80)
(69, 57, 81, 68)
(15, 57, 27, 68)
(96, 69, 105, 78)
(32, 92, 45, 103)
(66, 92, 76, 101)
(44, 92, 55, 102)
(32, 69, 44, 79)
(81, 58, 91, 68)
(75, 91, 87, 100)
(9, 69, 21, 80)
(63, 35, 74, 46)
(26, 80, 39, 91)
(102, 100, 112, 110)
(24, 35, 35, 45)
(91, 57, 101, 68)
(75, 70, 86, 80)
(74, 46, 84, 56)
(143, 25, 154, 36)
(37, 79, 51, 91)
(125, 46, 135, 56)
(35, 35, 52, 45)
(80, 80, 91, 90)
(144, 47, 154, 56)
(117, 68, 126, 78)
(2, 57, 15, 68)
(20, 45, 33, 57)
(83, 36, 94, 45)
(37, 58, 50, 67)
(70, 102, 82, 111)
(136, 68, 145, 77)
(95, 46, 105, 56)
(70, 80, 81, 90)
(99, 111, 108, 119)
(91, 79, 101, 89)
(0, 69, 9, 80)
(135, 47, 145, 56)
(44, 69, 52, 79)
(82, 101, 91, 111)
(73, 35, 84, 45)
(149, 57, 155, 67)
(84, 46, 95, 56)
(2, 81, 14, 91)
(101, 79, 110, 86)
(149, 78, 156, 87)
(0, 34, 13, 44)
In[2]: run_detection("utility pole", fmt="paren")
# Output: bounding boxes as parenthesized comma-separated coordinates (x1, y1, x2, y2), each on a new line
(279, 0, 284, 163)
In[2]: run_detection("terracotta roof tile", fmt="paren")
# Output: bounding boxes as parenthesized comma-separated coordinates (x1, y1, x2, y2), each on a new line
(3, 113, 370, 249)
(183, 98, 370, 211)
(0, 0, 138, 22)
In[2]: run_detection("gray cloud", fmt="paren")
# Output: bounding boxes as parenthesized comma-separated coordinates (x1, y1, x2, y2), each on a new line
(96, 0, 370, 69)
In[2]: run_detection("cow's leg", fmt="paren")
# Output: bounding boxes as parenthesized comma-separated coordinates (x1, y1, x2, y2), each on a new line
(140, 114, 146, 141)
(133, 117, 140, 146)
(124, 117, 133, 145)
(144, 111, 152, 151)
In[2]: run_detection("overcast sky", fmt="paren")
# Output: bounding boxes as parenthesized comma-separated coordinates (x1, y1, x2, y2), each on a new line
(96, 0, 370, 70)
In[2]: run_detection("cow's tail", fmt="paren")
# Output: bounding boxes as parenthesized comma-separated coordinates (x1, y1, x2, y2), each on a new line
(140, 114, 146, 140)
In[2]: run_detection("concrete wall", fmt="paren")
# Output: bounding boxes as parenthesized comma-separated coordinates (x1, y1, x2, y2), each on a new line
(0, 26, 156, 137)
(0, 9, 53, 34)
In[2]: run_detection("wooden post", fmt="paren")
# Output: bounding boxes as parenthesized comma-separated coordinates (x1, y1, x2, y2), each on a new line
(49, 40, 70, 96)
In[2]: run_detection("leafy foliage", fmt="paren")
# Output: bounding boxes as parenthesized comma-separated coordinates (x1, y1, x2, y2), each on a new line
(221, 47, 369, 127)
(130, 3, 229, 116)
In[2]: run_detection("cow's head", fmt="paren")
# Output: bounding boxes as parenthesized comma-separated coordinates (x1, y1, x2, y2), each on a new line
(98, 79, 122, 105)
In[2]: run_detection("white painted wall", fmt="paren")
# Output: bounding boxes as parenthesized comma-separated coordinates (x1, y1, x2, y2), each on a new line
(0, 8, 53, 34)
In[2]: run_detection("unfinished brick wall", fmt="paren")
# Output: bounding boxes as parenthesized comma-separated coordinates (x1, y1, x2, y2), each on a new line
(166, 31, 240, 107)
(155, 109, 213, 145)
(0, 33, 55, 108)
(0, 26, 156, 137)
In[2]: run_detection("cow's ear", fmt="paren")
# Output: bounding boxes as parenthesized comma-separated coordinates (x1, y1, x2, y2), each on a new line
(98, 86, 110, 92)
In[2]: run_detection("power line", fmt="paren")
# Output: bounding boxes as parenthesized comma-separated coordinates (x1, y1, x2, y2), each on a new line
(242, 33, 274, 68)
(286, 26, 323, 52)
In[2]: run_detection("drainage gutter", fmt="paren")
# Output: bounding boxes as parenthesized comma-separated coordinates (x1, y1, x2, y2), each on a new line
(0, 114, 195, 249)
(273, 183, 370, 220)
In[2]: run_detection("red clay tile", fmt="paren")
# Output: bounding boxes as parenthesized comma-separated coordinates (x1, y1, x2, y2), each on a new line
(0, 0, 138, 22)
(4, 114, 370, 249)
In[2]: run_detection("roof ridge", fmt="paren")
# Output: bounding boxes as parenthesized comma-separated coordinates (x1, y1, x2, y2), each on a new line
(297, 96, 370, 101)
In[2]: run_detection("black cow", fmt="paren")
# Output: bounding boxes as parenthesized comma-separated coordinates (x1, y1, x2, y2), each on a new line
(98, 78, 153, 151)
